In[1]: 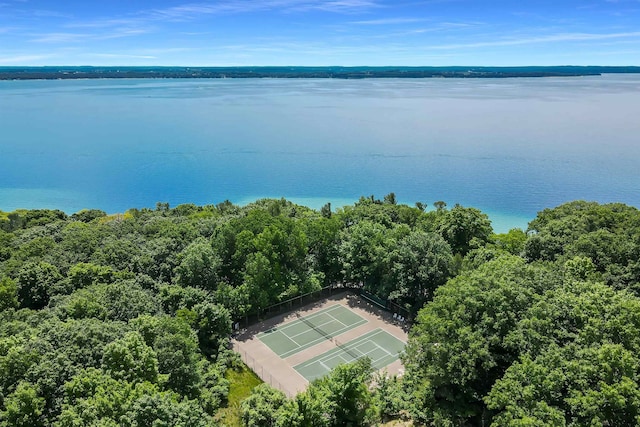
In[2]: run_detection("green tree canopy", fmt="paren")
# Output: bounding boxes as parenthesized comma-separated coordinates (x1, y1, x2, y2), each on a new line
(241, 383, 287, 427)
(101, 332, 159, 384)
(15, 261, 62, 309)
(384, 230, 453, 314)
(403, 255, 560, 425)
(436, 204, 493, 255)
(174, 237, 221, 290)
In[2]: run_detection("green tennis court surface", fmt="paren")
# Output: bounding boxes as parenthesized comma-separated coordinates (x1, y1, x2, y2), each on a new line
(258, 304, 367, 358)
(294, 328, 405, 382)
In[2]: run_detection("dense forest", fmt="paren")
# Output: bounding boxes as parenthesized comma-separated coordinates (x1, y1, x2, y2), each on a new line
(2, 66, 640, 80)
(2, 196, 640, 426)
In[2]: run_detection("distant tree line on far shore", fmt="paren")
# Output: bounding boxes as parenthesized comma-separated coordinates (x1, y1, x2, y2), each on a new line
(2, 65, 640, 80)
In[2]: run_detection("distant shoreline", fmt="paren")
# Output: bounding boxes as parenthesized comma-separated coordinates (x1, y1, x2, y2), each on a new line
(1, 65, 639, 80)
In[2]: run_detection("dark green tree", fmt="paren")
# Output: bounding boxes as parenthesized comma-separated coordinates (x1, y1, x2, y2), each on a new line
(132, 315, 202, 397)
(403, 256, 559, 425)
(101, 332, 159, 383)
(289, 358, 376, 426)
(384, 230, 453, 314)
(16, 261, 62, 309)
(339, 221, 388, 289)
(0, 276, 19, 311)
(1, 381, 46, 427)
(193, 303, 231, 357)
(320, 203, 332, 219)
(383, 193, 397, 205)
(241, 383, 288, 427)
(174, 237, 221, 290)
(436, 204, 492, 255)
(67, 262, 115, 290)
(487, 344, 640, 426)
(70, 209, 107, 223)
(493, 228, 527, 255)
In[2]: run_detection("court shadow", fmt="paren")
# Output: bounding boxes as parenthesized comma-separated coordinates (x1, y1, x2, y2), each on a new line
(343, 294, 411, 332)
(233, 291, 354, 341)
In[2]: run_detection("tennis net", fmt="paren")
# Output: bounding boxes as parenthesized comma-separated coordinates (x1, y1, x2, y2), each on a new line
(295, 313, 363, 361)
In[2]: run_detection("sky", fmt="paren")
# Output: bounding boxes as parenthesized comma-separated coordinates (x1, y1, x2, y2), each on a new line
(0, 0, 639, 66)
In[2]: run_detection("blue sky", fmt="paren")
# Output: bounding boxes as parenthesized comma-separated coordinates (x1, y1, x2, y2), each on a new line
(1, 0, 639, 65)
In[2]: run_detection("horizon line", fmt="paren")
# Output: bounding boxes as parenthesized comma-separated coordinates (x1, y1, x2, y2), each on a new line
(2, 64, 640, 68)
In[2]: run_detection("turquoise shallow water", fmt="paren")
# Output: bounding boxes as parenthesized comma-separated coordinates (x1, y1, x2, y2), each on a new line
(1, 75, 640, 232)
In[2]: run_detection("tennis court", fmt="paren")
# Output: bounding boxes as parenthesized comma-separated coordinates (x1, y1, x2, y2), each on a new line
(234, 292, 409, 396)
(293, 328, 405, 382)
(257, 304, 367, 358)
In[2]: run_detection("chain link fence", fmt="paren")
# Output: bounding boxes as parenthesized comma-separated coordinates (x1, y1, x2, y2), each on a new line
(232, 283, 411, 333)
(231, 282, 410, 397)
(232, 341, 294, 398)
(360, 289, 412, 324)
(235, 283, 361, 328)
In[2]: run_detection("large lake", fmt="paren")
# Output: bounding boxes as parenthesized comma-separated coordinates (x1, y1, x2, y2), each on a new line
(1, 75, 639, 232)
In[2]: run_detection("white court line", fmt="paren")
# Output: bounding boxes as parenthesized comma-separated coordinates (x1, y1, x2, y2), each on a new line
(325, 312, 347, 327)
(264, 303, 350, 337)
(351, 339, 394, 359)
(260, 304, 340, 337)
(354, 343, 395, 366)
(287, 317, 339, 340)
(338, 354, 351, 364)
(296, 328, 406, 375)
(306, 354, 349, 380)
(351, 343, 396, 367)
(296, 343, 362, 369)
(279, 317, 368, 359)
(270, 304, 342, 334)
(316, 331, 395, 365)
(315, 344, 378, 370)
(322, 349, 363, 366)
(287, 314, 365, 341)
(316, 341, 372, 366)
(371, 340, 393, 357)
(279, 332, 304, 348)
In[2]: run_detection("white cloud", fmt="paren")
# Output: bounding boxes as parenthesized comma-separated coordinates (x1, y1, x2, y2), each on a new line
(352, 20, 482, 40)
(178, 0, 376, 17)
(428, 31, 640, 50)
(70, 0, 379, 29)
(0, 54, 54, 64)
(31, 10, 73, 19)
(99, 28, 150, 40)
(292, 0, 380, 13)
(350, 17, 424, 25)
(88, 53, 157, 59)
(30, 27, 151, 44)
(30, 32, 88, 43)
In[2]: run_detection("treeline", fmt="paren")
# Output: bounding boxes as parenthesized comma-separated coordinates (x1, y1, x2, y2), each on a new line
(238, 200, 640, 426)
(2, 198, 640, 426)
(401, 201, 640, 426)
(5, 65, 640, 80)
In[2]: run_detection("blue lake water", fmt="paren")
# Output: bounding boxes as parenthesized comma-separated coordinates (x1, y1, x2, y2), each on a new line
(1, 75, 640, 232)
